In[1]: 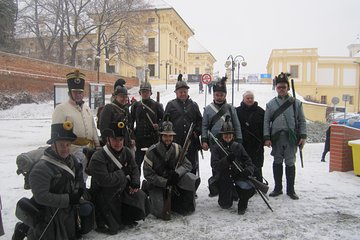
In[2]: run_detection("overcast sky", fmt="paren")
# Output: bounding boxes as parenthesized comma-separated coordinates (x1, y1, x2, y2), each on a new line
(163, 0, 360, 75)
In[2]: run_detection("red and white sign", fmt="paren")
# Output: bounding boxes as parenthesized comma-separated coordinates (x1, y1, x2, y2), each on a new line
(201, 73, 212, 84)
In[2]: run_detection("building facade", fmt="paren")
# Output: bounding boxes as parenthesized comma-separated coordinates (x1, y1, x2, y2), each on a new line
(267, 46, 360, 120)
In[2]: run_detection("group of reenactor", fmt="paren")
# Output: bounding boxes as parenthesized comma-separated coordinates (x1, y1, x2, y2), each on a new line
(12, 70, 306, 239)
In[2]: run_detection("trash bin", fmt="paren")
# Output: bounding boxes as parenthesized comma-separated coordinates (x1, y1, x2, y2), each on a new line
(348, 139, 360, 176)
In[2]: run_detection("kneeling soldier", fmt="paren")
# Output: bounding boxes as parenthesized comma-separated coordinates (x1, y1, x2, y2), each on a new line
(143, 119, 200, 220)
(88, 122, 149, 235)
(212, 116, 256, 215)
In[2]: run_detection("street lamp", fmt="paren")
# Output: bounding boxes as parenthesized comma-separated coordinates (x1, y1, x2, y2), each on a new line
(225, 55, 247, 105)
(145, 68, 150, 82)
(95, 55, 100, 83)
(161, 60, 171, 90)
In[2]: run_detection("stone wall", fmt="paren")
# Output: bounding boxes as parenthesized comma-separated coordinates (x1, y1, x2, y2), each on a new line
(0, 52, 138, 95)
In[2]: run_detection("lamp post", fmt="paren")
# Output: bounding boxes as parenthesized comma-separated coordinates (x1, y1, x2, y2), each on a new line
(95, 55, 100, 83)
(225, 55, 247, 105)
(161, 60, 171, 89)
(145, 68, 150, 83)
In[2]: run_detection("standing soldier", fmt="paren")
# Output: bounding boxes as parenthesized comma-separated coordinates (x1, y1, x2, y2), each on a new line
(99, 79, 135, 155)
(130, 82, 164, 173)
(164, 74, 202, 176)
(201, 76, 242, 197)
(142, 119, 199, 219)
(52, 70, 100, 180)
(264, 72, 307, 200)
(236, 90, 265, 183)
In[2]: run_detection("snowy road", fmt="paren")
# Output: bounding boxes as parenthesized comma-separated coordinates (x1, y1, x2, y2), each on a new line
(0, 83, 359, 239)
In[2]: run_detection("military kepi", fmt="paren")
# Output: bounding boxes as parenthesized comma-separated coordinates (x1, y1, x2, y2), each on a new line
(47, 121, 77, 144)
(66, 69, 85, 91)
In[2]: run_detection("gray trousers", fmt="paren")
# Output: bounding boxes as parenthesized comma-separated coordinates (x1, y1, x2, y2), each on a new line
(271, 131, 297, 166)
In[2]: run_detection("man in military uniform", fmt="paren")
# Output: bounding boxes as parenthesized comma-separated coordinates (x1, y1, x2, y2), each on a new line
(130, 82, 164, 173)
(142, 119, 199, 220)
(88, 122, 149, 235)
(201, 76, 242, 197)
(99, 79, 134, 153)
(164, 74, 202, 176)
(264, 72, 307, 200)
(52, 70, 100, 181)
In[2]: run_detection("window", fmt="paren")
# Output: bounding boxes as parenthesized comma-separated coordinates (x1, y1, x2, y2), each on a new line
(290, 65, 299, 78)
(148, 18, 155, 23)
(320, 95, 327, 104)
(169, 66, 172, 74)
(195, 67, 200, 75)
(148, 64, 155, 77)
(148, 38, 155, 52)
(195, 57, 199, 60)
(175, 44, 177, 58)
(175, 68, 177, 75)
(179, 47, 182, 60)
(349, 96, 354, 105)
(108, 65, 115, 73)
(169, 40, 172, 54)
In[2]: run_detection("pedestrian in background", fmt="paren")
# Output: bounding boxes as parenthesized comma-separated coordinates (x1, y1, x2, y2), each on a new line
(321, 126, 331, 162)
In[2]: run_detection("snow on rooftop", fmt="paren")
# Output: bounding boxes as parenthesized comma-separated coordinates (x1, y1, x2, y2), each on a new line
(147, 0, 172, 9)
(188, 36, 210, 53)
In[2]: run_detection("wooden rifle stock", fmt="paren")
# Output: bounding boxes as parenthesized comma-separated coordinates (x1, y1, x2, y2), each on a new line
(208, 131, 273, 212)
(162, 123, 195, 220)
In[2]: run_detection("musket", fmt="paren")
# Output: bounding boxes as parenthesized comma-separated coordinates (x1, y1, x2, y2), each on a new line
(208, 131, 273, 212)
(162, 122, 195, 220)
(291, 78, 304, 168)
(39, 208, 60, 240)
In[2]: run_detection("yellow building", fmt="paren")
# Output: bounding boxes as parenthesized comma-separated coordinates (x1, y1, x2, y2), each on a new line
(16, 1, 216, 86)
(110, 3, 216, 85)
(187, 36, 216, 81)
(267, 46, 360, 122)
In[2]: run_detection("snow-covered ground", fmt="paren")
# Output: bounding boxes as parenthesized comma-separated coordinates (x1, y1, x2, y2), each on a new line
(1, 83, 360, 240)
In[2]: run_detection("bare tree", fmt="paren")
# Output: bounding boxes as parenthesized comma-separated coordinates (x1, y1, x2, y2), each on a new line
(17, 0, 62, 61)
(85, 0, 149, 72)
(16, 0, 150, 68)
(0, 0, 18, 53)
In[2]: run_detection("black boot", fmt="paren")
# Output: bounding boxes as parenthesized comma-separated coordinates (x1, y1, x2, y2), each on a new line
(269, 163, 283, 197)
(236, 187, 255, 215)
(286, 165, 299, 200)
(12, 222, 29, 240)
(103, 213, 121, 235)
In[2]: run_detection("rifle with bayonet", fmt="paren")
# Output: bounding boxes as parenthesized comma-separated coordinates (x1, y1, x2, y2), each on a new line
(162, 122, 195, 220)
(291, 78, 304, 168)
(208, 131, 273, 212)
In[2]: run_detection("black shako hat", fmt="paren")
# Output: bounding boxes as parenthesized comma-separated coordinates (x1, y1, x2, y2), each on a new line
(274, 72, 290, 86)
(213, 76, 227, 93)
(47, 122, 77, 144)
(102, 121, 126, 138)
(66, 70, 85, 92)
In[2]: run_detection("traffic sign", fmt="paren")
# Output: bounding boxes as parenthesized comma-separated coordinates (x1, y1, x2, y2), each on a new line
(201, 73, 212, 84)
